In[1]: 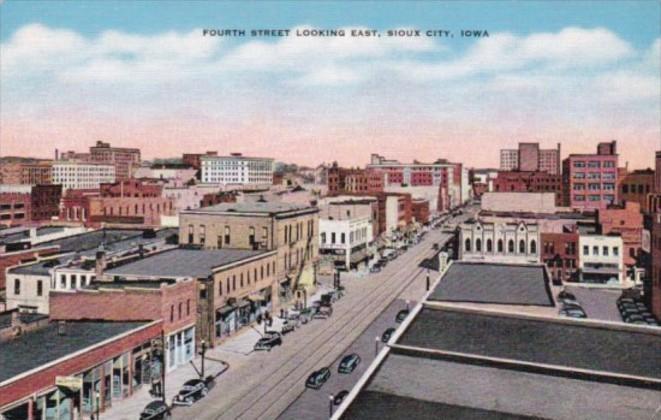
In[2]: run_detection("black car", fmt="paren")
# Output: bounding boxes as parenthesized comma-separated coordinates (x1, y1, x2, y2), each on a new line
(139, 400, 171, 420)
(338, 353, 361, 374)
(381, 327, 396, 343)
(254, 332, 282, 351)
(557, 290, 576, 301)
(173, 379, 208, 406)
(334, 390, 350, 405)
(395, 309, 410, 323)
(305, 367, 331, 389)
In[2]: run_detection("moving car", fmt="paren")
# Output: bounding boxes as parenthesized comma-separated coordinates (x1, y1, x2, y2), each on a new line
(254, 332, 282, 351)
(173, 379, 208, 406)
(381, 327, 396, 343)
(334, 390, 350, 405)
(305, 367, 331, 389)
(338, 353, 361, 374)
(139, 400, 171, 420)
(395, 309, 410, 323)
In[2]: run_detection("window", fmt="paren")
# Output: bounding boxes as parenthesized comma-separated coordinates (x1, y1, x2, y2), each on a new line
(199, 225, 206, 245)
(321, 232, 326, 244)
(613, 246, 619, 256)
(170, 305, 174, 322)
(603, 246, 609, 256)
(593, 246, 599, 256)
(240, 273, 244, 288)
(226, 278, 230, 294)
(249, 226, 255, 245)
(37, 280, 43, 296)
(508, 240, 514, 253)
(219, 280, 223, 296)
(530, 240, 537, 254)
(60, 274, 66, 289)
(475, 238, 482, 252)
(464, 238, 471, 252)
(583, 245, 589, 255)
(341, 233, 345, 244)
(224, 226, 231, 245)
(232, 275, 236, 291)
(519, 240, 526, 254)
(573, 161, 585, 168)
(331, 233, 336, 244)
(486, 239, 493, 252)
(187, 299, 191, 316)
(261, 266, 264, 279)
(497, 239, 503, 253)
(178, 302, 182, 319)
(188, 225, 194, 243)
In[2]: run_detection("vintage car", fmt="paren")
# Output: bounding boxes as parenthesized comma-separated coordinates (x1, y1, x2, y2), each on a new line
(172, 379, 208, 406)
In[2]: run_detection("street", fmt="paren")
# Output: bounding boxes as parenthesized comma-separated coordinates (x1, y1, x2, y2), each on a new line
(174, 206, 478, 420)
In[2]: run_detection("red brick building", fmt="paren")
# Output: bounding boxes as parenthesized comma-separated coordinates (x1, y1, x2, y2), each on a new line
(90, 141, 141, 180)
(200, 191, 238, 208)
(0, 192, 31, 227)
(651, 211, 661, 318)
(619, 169, 655, 212)
(183, 151, 217, 170)
(540, 230, 579, 283)
(597, 202, 643, 267)
(411, 199, 430, 224)
(493, 171, 562, 205)
(562, 140, 619, 210)
(327, 164, 384, 195)
(30, 184, 62, 222)
(0, 246, 60, 290)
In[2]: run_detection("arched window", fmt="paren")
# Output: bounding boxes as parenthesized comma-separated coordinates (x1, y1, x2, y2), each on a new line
(497, 239, 503, 253)
(508, 240, 514, 253)
(519, 239, 526, 254)
(465, 238, 471, 252)
(487, 239, 493, 252)
(530, 240, 537, 254)
(476, 238, 482, 252)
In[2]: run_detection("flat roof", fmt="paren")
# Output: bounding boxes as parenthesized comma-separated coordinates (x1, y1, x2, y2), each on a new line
(429, 262, 554, 306)
(342, 353, 660, 419)
(106, 248, 270, 278)
(398, 307, 661, 380)
(0, 321, 148, 383)
(182, 201, 318, 215)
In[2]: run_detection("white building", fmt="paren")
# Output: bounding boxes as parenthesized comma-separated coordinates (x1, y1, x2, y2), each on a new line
(319, 201, 374, 271)
(500, 149, 519, 171)
(459, 221, 540, 264)
(578, 234, 624, 285)
(52, 161, 115, 191)
(201, 153, 274, 186)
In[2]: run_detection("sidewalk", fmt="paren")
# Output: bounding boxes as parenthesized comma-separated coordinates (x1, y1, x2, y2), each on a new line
(101, 354, 228, 420)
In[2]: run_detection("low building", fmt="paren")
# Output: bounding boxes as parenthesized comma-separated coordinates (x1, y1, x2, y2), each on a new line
(619, 169, 654, 212)
(458, 221, 540, 264)
(493, 170, 562, 205)
(0, 190, 31, 227)
(30, 184, 62, 222)
(578, 234, 625, 285)
(540, 230, 579, 284)
(327, 164, 384, 195)
(319, 201, 374, 271)
(481, 192, 557, 213)
(103, 247, 278, 347)
(0, 320, 161, 419)
(597, 202, 643, 268)
(200, 153, 274, 186)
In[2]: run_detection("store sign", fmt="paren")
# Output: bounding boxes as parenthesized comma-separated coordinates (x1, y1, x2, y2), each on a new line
(55, 376, 82, 390)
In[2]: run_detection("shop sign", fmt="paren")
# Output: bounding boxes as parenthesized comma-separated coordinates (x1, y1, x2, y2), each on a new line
(55, 376, 82, 390)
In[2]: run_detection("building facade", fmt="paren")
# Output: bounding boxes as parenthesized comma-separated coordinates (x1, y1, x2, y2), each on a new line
(30, 185, 62, 222)
(0, 191, 31, 227)
(493, 171, 562, 205)
(540, 231, 579, 284)
(327, 164, 384, 195)
(52, 162, 116, 191)
(499, 142, 561, 175)
(578, 234, 624, 285)
(90, 141, 141, 180)
(619, 169, 655, 212)
(597, 202, 643, 268)
(319, 201, 374, 271)
(200, 153, 274, 186)
(458, 221, 540, 264)
(562, 141, 619, 210)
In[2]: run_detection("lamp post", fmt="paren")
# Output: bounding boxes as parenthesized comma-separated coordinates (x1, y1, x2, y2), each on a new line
(426, 269, 430, 291)
(405, 300, 410, 311)
(329, 394, 334, 418)
(374, 336, 380, 356)
(95, 391, 100, 420)
(200, 339, 207, 380)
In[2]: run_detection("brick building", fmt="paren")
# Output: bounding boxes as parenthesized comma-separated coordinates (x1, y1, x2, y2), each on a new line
(562, 140, 619, 210)
(90, 141, 141, 180)
(0, 160, 52, 185)
(179, 202, 319, 307)
(493, 171, 562, 205)
(200, 191, 238, 208)
(327, 164, 384, 195)
(540, 230, 579, 283)
(619, 169, 655, 212)
(0, 246, 60, 291)
(0, 191, 31, 227)
(597, 202, 643, 268)
(499, 142, 561, 175)
(30, 185, 62, 222)
(411, 199, 430, 224)
(183, 151, 218, 170)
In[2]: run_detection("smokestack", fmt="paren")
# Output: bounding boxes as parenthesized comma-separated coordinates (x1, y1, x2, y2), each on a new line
(55, 149, 59, 161)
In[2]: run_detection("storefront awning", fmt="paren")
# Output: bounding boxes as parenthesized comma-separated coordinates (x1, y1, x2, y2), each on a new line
(217, 305, 234, 316)
(237, 299, 251, 308)
(248, 294, 265, 302)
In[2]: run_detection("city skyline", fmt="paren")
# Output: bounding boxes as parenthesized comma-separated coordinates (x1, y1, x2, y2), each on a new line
(1, 1, 659, 168)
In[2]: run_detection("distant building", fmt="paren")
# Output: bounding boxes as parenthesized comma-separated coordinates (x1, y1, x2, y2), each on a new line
(30, 184, 62, 222)
(540, 229, 579, 284)
(0, 186, 32, 227)
(597, 202, 643, 268)
(493, 170, 562, 205)
(562, 140, 618, 210)
(200, 153, 274, 186)
(458, 221, 540, 264)
(577, 233, 624, 285)
(411, 199, 430, 224)
(89, 141, 141, 180)
(183, 151, 218, 170)
(619, 169, 654, 212)
(327, 164, 384, 195)
(319, 200, 375, 271)
(0, 159, 53, 185)
(499, 142, 561, 175)
(52, 161, 116, 191)
(481, 192, 557, 214)
(200, 190, 238, 208)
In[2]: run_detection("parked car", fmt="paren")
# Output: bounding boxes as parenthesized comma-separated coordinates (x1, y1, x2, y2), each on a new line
(305, 367, 331, 389)
(254, 332, 282, 351)
(334, 390, 350, 405)
(338, 353, 361, 374)
(381, 327, 396, 343)
(624, 314, 645, 323)
(314, 306, 333, 319)
(432, 243, 439, 251)
(173, 379, 208, 406)
(139, 400, 171, 420)
(395, 309, 410, 323)
(370, 265, 382, 273)
(559, 308, 587, 318)
(281, 321, 295, 335)
(557, 290, 576, 301)
(300, 308, 314, 324)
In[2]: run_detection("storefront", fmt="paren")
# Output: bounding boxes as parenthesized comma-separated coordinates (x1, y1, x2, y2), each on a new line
(165, 326, 195, 372)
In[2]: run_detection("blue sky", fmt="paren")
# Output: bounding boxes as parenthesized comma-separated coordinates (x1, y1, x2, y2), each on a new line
(1, 1, 659, 167)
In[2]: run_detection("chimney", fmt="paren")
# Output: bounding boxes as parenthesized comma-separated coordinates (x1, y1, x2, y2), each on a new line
(57, 320, 66, 336)
(55, 148, 59, 161)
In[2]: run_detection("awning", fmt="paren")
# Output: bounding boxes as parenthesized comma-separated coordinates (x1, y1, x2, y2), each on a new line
(248, 294, 265, 302)
(217, 305, 234, 316)
(237, 299, 251, 308)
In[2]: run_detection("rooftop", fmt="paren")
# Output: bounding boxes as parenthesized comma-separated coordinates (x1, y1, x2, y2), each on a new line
(106, 248, 270, 278)
(0, 321, 148, 383)
(183, 201, 318, 215)
(429, 262, 554, 306)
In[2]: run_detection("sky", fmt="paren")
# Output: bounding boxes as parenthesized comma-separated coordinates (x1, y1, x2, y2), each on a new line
(1, 0, 659, 169)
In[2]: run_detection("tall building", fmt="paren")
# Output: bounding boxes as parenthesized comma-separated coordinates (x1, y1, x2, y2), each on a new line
(0, 159, 52, 185)
(619, 169, 655, 212)
(562, 141, 618, 210)
(499, 142, 561, 175)
(52, 161, 116, 191)
(200, 153, 274, 186)
(656, 151, 661, 193)
(90, 141, 141, 180)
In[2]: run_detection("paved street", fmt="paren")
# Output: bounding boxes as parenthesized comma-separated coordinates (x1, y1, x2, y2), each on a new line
(173, 206, 478, 420)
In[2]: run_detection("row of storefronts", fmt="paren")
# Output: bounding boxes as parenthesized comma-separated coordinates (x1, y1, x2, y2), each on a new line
(214, 288, 272, 342)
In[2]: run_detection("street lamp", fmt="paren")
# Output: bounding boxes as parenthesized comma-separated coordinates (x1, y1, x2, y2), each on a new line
(374, 336, 380, 356)
(329, 394, 334, 418)
(405, 300, 410, 311)
(200, 339, 207, 380)
(95, 391, 101, 420)
(426, 269, 430, 291)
